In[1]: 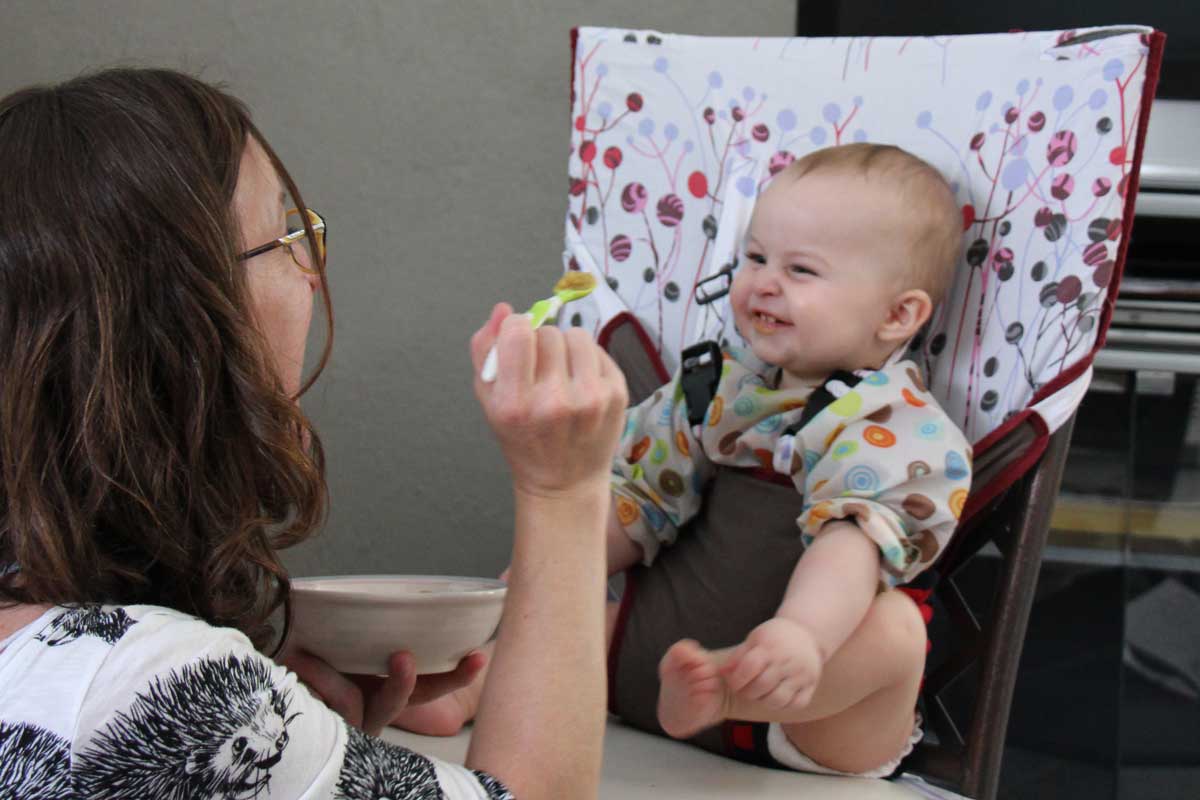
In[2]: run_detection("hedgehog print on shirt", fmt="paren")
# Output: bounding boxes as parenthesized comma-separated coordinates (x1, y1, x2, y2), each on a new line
(335, 725, 514, 800)
(0, 721, 71, 799)
(74, 653, 297, 799)
(34, 606, 135, 647)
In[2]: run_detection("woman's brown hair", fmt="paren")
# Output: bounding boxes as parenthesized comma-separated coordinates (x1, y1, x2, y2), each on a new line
(0, 68, 333, 650)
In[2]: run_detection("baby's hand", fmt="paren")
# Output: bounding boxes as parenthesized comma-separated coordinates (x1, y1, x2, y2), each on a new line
(720, 617, 822, 712)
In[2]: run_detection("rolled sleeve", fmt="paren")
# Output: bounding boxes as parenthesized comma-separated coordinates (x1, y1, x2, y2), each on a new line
(611, 374, 713, 566)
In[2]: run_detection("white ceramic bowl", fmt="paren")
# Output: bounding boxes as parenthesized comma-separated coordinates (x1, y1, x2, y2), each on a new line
(288, 575, 506, 675)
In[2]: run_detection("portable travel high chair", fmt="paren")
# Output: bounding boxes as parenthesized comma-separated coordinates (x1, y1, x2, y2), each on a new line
(556, 26, 1164, 800)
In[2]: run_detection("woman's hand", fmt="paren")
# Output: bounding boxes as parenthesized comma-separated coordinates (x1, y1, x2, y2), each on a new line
(470, 302, 628, 501)
(279, 647, 487, 736)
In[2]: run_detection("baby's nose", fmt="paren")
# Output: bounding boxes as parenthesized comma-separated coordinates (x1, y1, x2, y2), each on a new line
(753, 273, 781, 294)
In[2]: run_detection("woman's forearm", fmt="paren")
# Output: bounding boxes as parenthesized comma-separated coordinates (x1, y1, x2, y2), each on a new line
(466, 482, 609, 799)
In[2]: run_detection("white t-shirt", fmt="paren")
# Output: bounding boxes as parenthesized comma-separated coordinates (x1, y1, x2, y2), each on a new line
(0, 604, 513, 799)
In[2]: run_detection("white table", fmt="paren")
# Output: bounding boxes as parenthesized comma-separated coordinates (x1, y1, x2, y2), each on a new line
(383, 717, 960, 798)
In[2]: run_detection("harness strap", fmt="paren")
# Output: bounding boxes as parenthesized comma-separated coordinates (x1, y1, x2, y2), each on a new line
(786, 369, 863, 434)
(679, 341, 724, 427)
(678, 340, 867, 436)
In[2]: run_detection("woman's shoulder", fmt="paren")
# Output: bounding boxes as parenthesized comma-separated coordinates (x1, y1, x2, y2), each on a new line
(20, 602, 237, 649)
(0, 603, 513, 800)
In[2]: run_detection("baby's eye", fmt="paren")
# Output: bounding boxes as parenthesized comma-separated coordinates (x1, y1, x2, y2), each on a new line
(788, 264, 815, 276)
(745, 252, 766, 266)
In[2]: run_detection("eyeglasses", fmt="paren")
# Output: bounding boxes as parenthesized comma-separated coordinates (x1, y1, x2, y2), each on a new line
(238, 208, 326, 275)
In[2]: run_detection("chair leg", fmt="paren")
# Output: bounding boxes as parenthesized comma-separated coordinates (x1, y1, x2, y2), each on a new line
(961, 413, 1077, 800)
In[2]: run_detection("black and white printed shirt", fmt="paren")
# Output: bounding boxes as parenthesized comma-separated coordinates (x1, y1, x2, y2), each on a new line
(0, 604, 514, 799)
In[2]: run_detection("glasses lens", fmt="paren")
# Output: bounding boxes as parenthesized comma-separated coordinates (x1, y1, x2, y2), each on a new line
(285, 208, 326, 270)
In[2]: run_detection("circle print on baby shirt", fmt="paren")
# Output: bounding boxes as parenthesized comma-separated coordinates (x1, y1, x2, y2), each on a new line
(863, 371, 889, 386)
(907, 460, 932, 480)
(733, 395, 759, 417)
(902, 388, 926, 407)
(844, 464, 881, 493)
(945, 450, 970, 481)
(916, 419, 944, 441)
(707, 396, 724, 426)
(659, 469, 685, 497)
(831, 440, 859, 460)
(616, 496, 640, 527)
(949, 488, 968, 519)
(863, 425, 897, 448)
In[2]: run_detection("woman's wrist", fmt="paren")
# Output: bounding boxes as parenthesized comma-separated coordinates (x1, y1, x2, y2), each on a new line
(511, 477, 610, 513)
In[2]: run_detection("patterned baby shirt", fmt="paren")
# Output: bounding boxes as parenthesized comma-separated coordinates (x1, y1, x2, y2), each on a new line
(611, 350, 972, 587)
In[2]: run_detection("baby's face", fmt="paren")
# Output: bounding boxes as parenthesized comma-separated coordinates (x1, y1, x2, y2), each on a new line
(730, 170, 912, 388)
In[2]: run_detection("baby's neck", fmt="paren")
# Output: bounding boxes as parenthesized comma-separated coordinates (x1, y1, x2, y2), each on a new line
(775, 348, 906, 392)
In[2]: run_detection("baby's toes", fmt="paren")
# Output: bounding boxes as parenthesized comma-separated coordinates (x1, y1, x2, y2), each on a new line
(659, 639, 713, 680)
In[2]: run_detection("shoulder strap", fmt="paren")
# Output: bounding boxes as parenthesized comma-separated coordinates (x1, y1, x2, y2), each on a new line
(679, 340, 724, 427)
(680, 342, 866, 436)
(784, 369, 863, 436)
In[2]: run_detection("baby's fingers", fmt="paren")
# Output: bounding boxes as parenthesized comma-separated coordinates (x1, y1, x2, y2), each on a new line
(744, 663, 785, 702)
(721, 645, 768, 694)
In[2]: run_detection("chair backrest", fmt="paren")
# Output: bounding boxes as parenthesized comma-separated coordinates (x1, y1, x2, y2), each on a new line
(560, 26, 1164, 521)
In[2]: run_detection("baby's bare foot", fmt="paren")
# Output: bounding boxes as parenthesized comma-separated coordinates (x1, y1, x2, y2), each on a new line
(390, 691, 471, 737)
(657, 639, 730, 739)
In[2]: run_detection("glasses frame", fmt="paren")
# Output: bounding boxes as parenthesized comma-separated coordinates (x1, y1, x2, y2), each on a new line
(238, 207, 326, 275)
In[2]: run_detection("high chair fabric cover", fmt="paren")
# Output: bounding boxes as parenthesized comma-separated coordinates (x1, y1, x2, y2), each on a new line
(556, 25, 1164, 800)
(562, 25, 1160, 506)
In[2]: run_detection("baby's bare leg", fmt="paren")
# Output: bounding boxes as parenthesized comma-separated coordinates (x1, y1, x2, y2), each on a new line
(779, 589, 925, 773)
(658, 589, 925, 772)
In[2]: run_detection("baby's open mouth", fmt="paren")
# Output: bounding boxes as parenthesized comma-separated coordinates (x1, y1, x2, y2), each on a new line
(752, 311, 791, 333)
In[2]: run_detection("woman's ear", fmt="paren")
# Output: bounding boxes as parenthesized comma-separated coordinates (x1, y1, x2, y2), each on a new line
(877, 289, 932, 345)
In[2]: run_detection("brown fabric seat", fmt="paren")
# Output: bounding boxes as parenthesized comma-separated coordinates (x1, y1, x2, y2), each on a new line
(609, 467, 807, 758)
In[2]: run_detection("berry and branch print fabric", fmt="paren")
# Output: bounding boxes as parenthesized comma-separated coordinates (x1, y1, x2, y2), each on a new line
(560, 26, 1157, 443)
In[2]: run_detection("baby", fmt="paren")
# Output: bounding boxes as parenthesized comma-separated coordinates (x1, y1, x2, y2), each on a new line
(399, 143, 971, 778)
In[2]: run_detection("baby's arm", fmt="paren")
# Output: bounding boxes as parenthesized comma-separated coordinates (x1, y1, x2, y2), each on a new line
(721, 519, 878, 710)
(605, 497, 645, 575)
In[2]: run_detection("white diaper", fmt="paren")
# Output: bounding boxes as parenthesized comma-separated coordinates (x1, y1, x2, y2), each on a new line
(765, 714, 923, 779)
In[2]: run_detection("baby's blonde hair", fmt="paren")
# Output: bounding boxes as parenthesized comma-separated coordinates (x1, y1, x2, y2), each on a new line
(774, 143, 962, 305)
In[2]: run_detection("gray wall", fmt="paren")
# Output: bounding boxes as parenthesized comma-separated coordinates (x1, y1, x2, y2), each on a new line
(0, 1, 791, 579)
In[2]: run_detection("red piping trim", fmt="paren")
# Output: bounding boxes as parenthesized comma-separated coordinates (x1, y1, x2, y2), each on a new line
(606, 570, 638, 715)
(597, 311, 672, 385)
(569, 28, 581, 109)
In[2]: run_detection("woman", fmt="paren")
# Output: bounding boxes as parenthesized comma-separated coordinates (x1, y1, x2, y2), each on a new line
(0, 68, 626, 799)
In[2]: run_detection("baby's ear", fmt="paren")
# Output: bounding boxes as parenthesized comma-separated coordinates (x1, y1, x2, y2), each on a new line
(878, 289, 932, 344)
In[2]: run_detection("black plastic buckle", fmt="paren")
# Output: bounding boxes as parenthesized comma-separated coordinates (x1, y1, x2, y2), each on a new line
(696, 268, 729, 307)
(680, 340, 724, 427)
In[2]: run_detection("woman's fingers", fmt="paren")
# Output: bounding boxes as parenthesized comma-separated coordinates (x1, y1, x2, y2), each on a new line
(490, 313, 537, 396)
(563, 327, 602, 385)
(533, 326, 569, 385)
(361, 652, 418, 736)
(281, 648, 364, 728)
(408, 650, 488, 705)
(470, 302, 515, 372)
